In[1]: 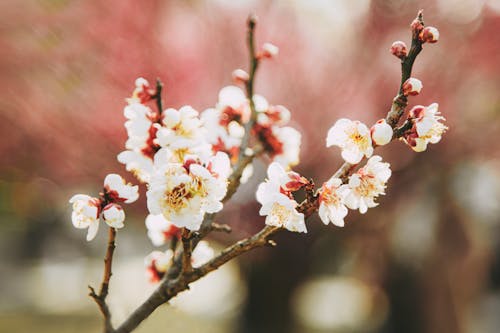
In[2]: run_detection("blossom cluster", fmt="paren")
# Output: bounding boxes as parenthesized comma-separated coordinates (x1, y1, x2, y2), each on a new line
(69, 174, 138, 241)
(69, 20, 447, 289)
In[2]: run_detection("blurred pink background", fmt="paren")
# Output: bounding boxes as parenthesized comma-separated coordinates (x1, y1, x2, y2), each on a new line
(1, 1, 500, 332)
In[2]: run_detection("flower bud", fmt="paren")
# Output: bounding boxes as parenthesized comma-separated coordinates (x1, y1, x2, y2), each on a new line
(390, 41, 408, 59)
(402, 78, 423, 96)
(232, 68, 249, 83)
(102, 203, 125, 229)
(370, 119, 393, 146)
(419, 26, 439, 43)
(260, 43, 279, 59)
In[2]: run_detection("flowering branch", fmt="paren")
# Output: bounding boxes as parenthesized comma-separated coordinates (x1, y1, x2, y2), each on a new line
(70, 10, 446, 333)
(88, 227, 116, 333)
(386, 10, 424, 127)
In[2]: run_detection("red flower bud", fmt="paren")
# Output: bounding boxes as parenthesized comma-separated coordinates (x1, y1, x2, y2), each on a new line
(390, 41, 408, 59)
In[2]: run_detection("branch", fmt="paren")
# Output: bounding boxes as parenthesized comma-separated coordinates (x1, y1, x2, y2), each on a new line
(89, 227, 116, 333)
(238, 14, 260, 164)
(386, 10, 424, 128)
(153, 78, 164, 115)
(181, 229, 193, 273)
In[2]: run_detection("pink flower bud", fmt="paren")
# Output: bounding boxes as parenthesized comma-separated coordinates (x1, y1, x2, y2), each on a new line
(232, 69, 249, 83)
(390, 41, 408, 59)
(260, 43, 279, 59)
(402, 78, 423, 96)
(370, 119, 393, 146)
(419, 26, 439, 43)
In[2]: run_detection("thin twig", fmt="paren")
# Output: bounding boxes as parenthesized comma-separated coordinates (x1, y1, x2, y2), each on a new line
(238, 14, 260, 164)
(89, 227, 116, 333)
(153, 78, 164, 115)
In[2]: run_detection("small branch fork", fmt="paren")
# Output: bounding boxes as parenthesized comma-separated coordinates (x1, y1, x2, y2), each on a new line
(96, 11, 429, 333)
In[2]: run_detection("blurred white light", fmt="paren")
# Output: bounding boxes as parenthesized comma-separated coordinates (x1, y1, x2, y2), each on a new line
(291, 276, 388, 331)
(391, 195, 439, 265)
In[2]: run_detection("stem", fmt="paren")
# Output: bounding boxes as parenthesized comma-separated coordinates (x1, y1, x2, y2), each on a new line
(154, 78, 164, 116)
(238, 14, 260, 164)
(89, 227, 116, 333)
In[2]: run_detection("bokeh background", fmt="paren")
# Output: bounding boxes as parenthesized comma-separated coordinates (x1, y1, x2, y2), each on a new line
(1, 0, 500, 332)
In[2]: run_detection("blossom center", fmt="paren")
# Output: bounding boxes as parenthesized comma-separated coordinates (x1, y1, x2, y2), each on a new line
(162, 183, 190, 213)
(270, 203, 292, 224)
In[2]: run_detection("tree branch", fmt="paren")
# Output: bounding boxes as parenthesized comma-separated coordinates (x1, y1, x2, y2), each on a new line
(89, 227, 116, 333)
(238, 14, 260, 164)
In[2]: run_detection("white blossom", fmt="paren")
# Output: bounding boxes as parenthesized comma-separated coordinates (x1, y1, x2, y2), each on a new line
(145, 214, 180, 247)
(403, 103, 448, 152)
(69, 194, 101, 241)
(102, 203, 125, 229)
(343, 156, 391, 214)
(145, 250, 173, 283)
(318, 177, 349, 227)
(146, 153, 230, 231)
(256, 162, 307, 233)
(103, 173, 139, 203)
(327, 119, 373, 164)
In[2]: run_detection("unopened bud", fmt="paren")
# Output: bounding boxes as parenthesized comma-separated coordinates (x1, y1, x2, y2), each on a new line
(419, 26, 439, 43)
(260, 43, 279, 59)
(390, 41, 408, 59)
(232, 69, 249, 83)
(402, 78, 423, 96)
(370, 119, 393, 146)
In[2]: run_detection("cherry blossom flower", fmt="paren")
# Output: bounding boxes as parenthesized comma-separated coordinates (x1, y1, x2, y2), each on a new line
(118, 102, 158, 182)
(402, 103, 448, 152)
(145, 250, 173, 283)
(343, 156, 392, 214)
(145, 214, 181, 246)
(318, 177, 349, 227)
(256, 162, 306, 233)
(146, 152, 230, 231)
(69, 194, 101, 241)
(326, 119, 373, 164)
(370, 119, 393, 146)
(102, 203, 125, 229)
(103, 174, 139, 204)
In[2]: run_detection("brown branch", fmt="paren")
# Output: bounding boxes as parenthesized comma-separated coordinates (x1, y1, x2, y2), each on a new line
(238, 14, 260, 164)
(386, 10, 424, 128)
(89, 227, 116, 333)
(153, 78, 164, 115)
(181, 229, 193, 273)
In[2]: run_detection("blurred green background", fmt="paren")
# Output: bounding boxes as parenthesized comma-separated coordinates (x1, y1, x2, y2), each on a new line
(1, 0, 500, 332)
